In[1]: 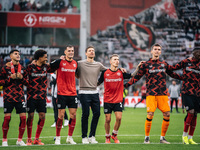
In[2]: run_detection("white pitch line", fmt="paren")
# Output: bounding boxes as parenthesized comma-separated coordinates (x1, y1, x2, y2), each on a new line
(1, 134, 200, 140)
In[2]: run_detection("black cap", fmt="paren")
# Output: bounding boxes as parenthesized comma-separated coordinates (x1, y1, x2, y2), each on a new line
(9, 49, 19, 55)
(193, 47, 200, 52)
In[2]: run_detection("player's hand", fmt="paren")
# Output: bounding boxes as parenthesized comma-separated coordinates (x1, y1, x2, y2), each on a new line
(60, 55, 65, 60)
(188, 57, 192, 60)
(120, 68, 127, 73)
(137, 61, 145, 68)
(16, 72, 23, 79)
(10, 73, 17, 79)
(31, 60, 37, 65)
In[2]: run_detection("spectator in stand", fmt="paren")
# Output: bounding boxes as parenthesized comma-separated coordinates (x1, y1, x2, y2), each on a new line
(0, 3, 2, 11)
(36, 1, 42, 11)
(67, 0, 73, 13)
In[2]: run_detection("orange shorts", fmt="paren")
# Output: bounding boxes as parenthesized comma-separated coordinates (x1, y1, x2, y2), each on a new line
(146, 95, 170, 113)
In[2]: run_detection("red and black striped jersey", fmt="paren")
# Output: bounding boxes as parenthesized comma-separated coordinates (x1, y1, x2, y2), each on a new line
(126, 59, 182, 96)
(50, 59, 77, 96)
(25, 64, 54, 100)
(171, 58, 200, 97)
(0, 64, 27, 102)
(98, 69, 131, 103)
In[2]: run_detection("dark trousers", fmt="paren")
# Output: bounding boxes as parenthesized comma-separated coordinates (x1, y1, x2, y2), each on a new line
(52, 97, 68, 122)
(80, 93, 100, 138)
(170, 98, 179, 112)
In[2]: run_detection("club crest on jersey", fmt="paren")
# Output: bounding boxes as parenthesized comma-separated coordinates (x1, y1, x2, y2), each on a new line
(33, 69, 36, 71)
(21, 70, 24, 74)
(161, 64, 165, 67)
(73, 64, 76, 67)
(188, 63, 191, 66)
(63, 63, 66, 66)
(149, 65, 152, 68)
(44, 67, 46, 71)
(106, 74, 110, 76)
(117, 72, 121, 76)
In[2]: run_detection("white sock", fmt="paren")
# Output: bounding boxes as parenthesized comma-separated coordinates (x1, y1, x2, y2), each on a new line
(105, 133, 110, 137)
(183, 132, 188, 137)
(112, 130, 118, 135)
(160, 136, 164, 140)
(68, 136, 72, 138)
(188, 135, 193, 140)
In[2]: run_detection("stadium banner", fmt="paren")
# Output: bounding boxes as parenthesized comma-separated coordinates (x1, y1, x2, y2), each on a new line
(123, 19, 155, 52)
(0, 96, 183, 108)
(0, 45, 79, 56)
(4, 12, 80, 28)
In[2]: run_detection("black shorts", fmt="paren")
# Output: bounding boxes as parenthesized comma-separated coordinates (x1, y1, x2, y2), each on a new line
(57, 95, 78, 109)
(4, 101, 26, 114)
(104, 102, 123, 114)
(141, 96, 146, 101)
(27, 99, 47, 113)
(182, 94, 200, 113)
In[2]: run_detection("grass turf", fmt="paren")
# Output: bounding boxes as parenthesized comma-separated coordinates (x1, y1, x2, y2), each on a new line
(0, 107, 199, 149)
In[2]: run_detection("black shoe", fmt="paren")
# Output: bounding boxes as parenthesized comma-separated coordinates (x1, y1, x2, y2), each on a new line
(144, 137, 150, 144)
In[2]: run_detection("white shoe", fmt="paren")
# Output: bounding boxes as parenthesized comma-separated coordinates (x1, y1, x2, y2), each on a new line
(66, 136, 76, 144)
(82, 137, 89, 144)
(51, 122, 56, 127)
(55, 136, 61, 145)
(16, 140, 27, 146)
(88, 136, 98, 144)
(2, 141, 8, 146)
(64, 120, 69, 126)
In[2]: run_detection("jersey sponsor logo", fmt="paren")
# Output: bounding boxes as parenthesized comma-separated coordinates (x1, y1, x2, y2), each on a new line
(117, 72, 121, 76)
(31, 73, 47, 77)
(105, 78, 122, 82)
(149, 69, 165, 73)
(186, 67, 200, 73)
(61, 67, 76, 72)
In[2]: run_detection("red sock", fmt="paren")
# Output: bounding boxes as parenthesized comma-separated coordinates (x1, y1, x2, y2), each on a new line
(68, 118, 76, 136)
(18, 116, 26, 140)
(189, 115, 197, 136)
(184, 113, 194, 133)
(35, 119, 45, 139)
(56, 118, 63, 136)
(27, 118, 33, 139)
(2, 116, 11, 140)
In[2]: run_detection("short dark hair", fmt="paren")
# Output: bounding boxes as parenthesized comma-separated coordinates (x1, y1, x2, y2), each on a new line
(110, 54, 119, 60)
(85, 46, 95, 53)
(34, 49, 47, 60)
(9, 49, 19, 55)
(66, 44, 74, 49)
(151, 43, 162, 50)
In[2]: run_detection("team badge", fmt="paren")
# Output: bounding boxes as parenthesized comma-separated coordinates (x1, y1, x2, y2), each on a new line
(149, 65, 152, 68)
(73, 64, 76, 67)
(161, 64, 164, 67)
(63, 63, 66, 66)
(117, 72, 121, 76)
(21, 70, 24, 74)
(44, 67, 46, 71)
(106, 74, 110, 76)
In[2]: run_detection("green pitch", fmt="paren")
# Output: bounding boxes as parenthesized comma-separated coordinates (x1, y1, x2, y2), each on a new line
(0, 107, 199, 150)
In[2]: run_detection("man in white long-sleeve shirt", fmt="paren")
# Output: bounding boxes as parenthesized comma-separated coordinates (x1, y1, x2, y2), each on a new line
(169, 80, 180, 113)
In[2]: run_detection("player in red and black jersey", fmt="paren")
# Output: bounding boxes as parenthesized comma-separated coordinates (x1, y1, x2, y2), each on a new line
(98, 54, 139, 144)
(50, 45, 78, 145)
(170, 47, 200, 145)
(125, 43, 183, 144)
(0, 50, 27, 146)
(25, 49, 54, 145)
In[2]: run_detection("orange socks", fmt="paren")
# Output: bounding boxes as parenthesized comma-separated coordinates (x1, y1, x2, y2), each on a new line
(161, 116, 170, 136)
(145, 115, 153, 136)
